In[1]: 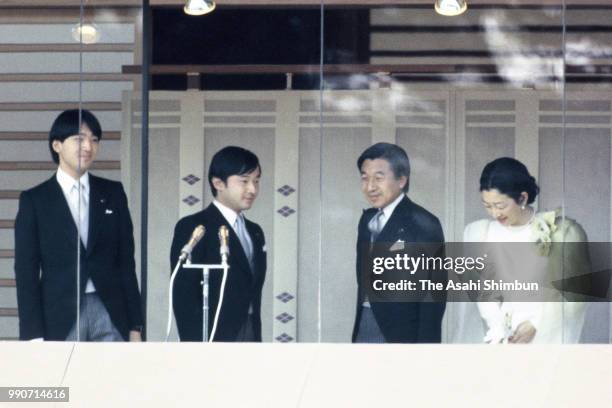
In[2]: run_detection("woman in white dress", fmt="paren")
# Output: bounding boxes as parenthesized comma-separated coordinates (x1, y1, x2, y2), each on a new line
(461, 157, 589, 344)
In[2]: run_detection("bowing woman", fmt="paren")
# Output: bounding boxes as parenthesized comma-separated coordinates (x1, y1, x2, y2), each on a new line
(461, 157, 589, 344)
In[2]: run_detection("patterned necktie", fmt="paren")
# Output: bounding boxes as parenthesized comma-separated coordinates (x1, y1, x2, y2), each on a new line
(234, 214, 254, 271)
(70, 182, 89, 247)
(368, 210, 384, 243)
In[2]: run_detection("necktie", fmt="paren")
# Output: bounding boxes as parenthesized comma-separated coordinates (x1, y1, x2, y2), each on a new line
(234, 214, 254, 271)
(368, 210, 384, 243)
(70, 182, 89, 247)
(364, 210, 384, 305)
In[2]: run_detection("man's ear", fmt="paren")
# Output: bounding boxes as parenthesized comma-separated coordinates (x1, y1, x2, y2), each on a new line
(211, 177, 226, 192)
(52, 140, 62, 153)
(399, 176, 408, 190)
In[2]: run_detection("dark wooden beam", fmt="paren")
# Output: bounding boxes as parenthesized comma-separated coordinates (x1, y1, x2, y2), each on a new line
(122, 63, 612, 76)
(124, 63, 501, 75)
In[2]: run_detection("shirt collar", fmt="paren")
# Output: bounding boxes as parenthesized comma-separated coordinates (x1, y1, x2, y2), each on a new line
(213, 199, 241, 227)
(381, 193, 405, 220)
(56, 167, 89, 195)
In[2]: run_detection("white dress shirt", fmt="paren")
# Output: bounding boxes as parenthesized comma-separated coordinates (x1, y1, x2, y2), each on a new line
(363, 193, 405, 307)
(212, 200, 254, 314)
(377, 192, 405, 232)
(56, 167, 96, 293)
(212, 200, 254, 255)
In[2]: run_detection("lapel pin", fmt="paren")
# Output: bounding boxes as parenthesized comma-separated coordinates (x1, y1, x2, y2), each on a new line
(105, 209, 113, 215)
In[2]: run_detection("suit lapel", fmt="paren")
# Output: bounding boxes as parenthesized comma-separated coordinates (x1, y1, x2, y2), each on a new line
(245, 221, 263, 276)
(47, 176, 79, 245)
(86, 176, 103, 256)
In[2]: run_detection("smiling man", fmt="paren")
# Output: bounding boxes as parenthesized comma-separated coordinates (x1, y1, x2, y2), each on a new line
(14, 109, 143, 341)
(171, 146, 266, 342)
(353, 142, 446, 343)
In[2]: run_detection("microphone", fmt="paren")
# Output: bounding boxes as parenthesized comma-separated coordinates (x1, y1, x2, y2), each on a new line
(219, 225, 229, 263)
(179, 225, 205, 262)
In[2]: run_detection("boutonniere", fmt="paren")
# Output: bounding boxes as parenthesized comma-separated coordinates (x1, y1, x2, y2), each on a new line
(532, 208, 560, 256)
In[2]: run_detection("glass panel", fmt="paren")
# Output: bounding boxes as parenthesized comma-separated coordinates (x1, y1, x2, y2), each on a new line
(70, 1, 141, 342)
(5, 2, 85, 342)
(6, 0, 140, 343)
(319, 1, 375, 343)
(133, 3, 323, 342)
(561, 4, 612, 344)
(319, 1, 574, 344)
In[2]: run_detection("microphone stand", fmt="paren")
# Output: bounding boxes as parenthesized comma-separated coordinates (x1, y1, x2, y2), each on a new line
(182, 255, 229, 342)
(166, 225, 229, 342)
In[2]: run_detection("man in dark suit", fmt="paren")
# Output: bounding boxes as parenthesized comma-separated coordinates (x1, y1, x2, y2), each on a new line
(14, 109, 143, 341)
(171, 146, 266, 342)
(352, 142, 446, 343)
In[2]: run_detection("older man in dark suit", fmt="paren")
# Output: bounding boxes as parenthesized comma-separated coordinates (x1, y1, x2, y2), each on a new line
(14, 109, 143, 341)
(353, 142, 446, 343)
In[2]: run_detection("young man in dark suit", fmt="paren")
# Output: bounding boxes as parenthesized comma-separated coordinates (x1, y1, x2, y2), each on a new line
(353, 142, 446, 343)
(14, 109, 143, 341)
(171, 146, 266, 342)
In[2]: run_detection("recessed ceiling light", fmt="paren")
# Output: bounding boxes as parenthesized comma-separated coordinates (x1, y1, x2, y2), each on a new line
(184, 0, 216, 16)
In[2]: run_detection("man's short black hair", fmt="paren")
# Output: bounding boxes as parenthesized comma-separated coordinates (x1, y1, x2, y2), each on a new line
(48, 109, 102, 164)
(357, 142, 411, 193)
(208, 146, 261, 197)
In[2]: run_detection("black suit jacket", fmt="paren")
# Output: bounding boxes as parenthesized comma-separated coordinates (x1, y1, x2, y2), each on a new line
(14, 174, 143, 341)
(170, 203, 266, 342)
(352, 195, 446, 343)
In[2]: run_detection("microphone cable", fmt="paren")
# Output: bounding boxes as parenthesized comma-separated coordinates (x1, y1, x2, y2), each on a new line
(166, 258, 183, 341)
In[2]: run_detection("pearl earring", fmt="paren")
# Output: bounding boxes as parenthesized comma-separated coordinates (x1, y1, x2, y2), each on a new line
(521, 204, 526, 210)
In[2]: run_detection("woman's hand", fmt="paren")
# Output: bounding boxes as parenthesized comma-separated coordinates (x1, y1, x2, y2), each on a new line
(509, 321, 536, 343)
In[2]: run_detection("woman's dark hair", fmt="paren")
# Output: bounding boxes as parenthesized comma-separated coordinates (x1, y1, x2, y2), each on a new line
(479, 157, 539, 204)
(48, 109, 102, 164)
(208, 146, 261, 197)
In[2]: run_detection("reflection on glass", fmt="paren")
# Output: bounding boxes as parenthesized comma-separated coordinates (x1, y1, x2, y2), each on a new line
(562, 3, 612, 343)
(71, 23, 100, 44)
(7, 2, 143, 343)
(8, 0, 605, 345)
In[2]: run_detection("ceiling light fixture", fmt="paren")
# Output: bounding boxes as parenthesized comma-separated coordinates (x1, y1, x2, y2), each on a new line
(71, 23, 100, 44)
(435, 0, 467, 17)
(184, 0, 216, 16)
